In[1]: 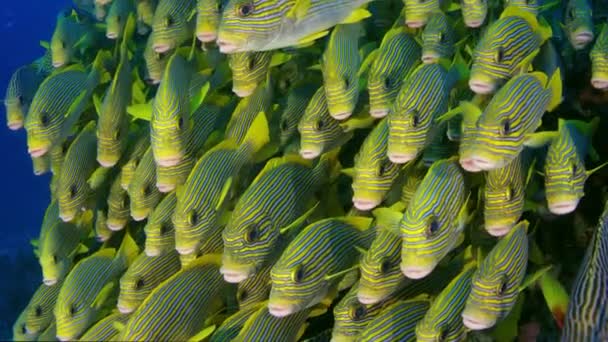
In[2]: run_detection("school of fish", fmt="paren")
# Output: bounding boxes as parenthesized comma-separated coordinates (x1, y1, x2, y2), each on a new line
(6, 0, 608, 340)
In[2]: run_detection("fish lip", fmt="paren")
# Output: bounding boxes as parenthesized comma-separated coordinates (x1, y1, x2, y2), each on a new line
(462, 313, 494, 330)
(156, 183, 175, 193)
(460, 158, 483, 172)
(43, 278, 57, 286)
(176, 246, 196, 255)
(591, 79, 608, 90)
(153, 44, 171, 53)
(156, 156, 182, 167)
(401, 265, 433, 279)
(60, 213, 75, 222)
(117, 304, 134, 314)
(144, 248, 160, 257)
(219, 267, 250, 283)
(421, 54, 440, 64)
(268, 303, 295, 318)
(7, 121, 23, 130)
(33, 169, 46, 176)
(548, 201, 578, 215)
(352, 199, 381, 211)
(106, 32, 118, 39)
(97, 158, 117, 168)
(197, 32, 217, 43)
(357, 293, 381, 305)
(300, 149, 321, 160)
(56, 335, 71, 342)
(405, 20, 425, 28)
(52, 61, 65, 68)
(330, 112, 352, 120)
(485, 224, 512, 237)
(28, 147, 49, 158)
(106, 222, 125, 231)
(232, 87, 254, 98)
(96, 235, 109, 242)
(131, 212, 148, 221)
(460, 157, 495, 172)
(388, 152, 416, 164)
(465, 19, 484, 28)
(572, 32, 594, 48)
(369, 108, 389, 118)
(469, 80, 494, 94)
(217, 39, 240, 54)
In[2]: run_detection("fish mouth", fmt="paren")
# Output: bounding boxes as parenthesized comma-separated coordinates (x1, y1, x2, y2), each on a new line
(369, 108, 389, 118)
(232, 87, 254, 98)
(106, 221, 125, 231)
(52, 61, 65, 68)
(387, 152, 417, 164)
(548, 200, 579, 215)
(131, 211, 149, 221)
(56, 335, 71, 342)
(460, 156, 496, 172)
(352, 198, 381, 211)
(422, 53, 440, 64)
(462, 313, 494, 330)
(330, 111, 352, 120)
(465, 19, 484, 28)
(357, 292, 382, 305)
(572, 32, 594, 49)
(268, 303, 296, 318)
(300, 148, 321, 160)
(144, 247, 160, 257)
(591, 78, 608, 90)
(401, 265, 433, 279)
(485, 223, 513, 237)
(217, 39, 240, 54)
(60, 212, 75, 222)
(106, 32, 118, 39)
(96, 234, 109, 242)
(197, 32, 217, 43)
(43, 278, 57, 286)
(117, 303, 134, 314)
(469, 80, 494, 94)
(176, 246, 196, 255)
(7, 121, 23, 130)
(156, 156, 182, 167)
(33, 168, 47, 176)
(153, 44, 171, 53)
(156, 182, 175, 193)
(97, 157, 117, 168)
(28, 147, 49, 158)
(405, 20, 425, 28)
(219, 267, 251, 283)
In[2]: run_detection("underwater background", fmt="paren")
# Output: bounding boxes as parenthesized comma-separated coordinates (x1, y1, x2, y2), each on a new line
(0, 0, 70, 337)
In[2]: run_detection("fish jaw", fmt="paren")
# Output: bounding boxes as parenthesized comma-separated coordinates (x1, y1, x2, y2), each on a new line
(547, 199, 580, 215)
(7, 120, 24, 130)
(462, 309, 496, 330)
(369, 108, 389, 118)
(197, 32, 217, 43)
(421, 52, 441, 64)
(220, 255, 256, 283)
(28, 145, 50, 158)
(570, 30, 594, 50)
(299, 146, 323, 160)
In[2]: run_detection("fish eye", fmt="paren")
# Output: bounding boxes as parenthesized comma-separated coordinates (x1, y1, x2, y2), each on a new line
(21, 323, 26, 335)
(315, 119, 326, 131)
(121, 196, 129, 208)
(438, 32, 445, 42)
(280, 118, 289, 132)
(117, 15, 122, 23)
(495, 47, 505, 63)
(572, 161, 578, 176)
(350, 305, 367, 321)
(52, 254, 58, 264)
(61, 41, 66, 49)
(379, 159, 393, 177)
(217, 2, 223, 11)
(505, 187, 512, 201)
(248, 56, 256, 70)
(40, 112, 50, 126)
(155, 52, 162, 61)
(383, 76, 393, 90)
(135, 278, 145, 290)
(497, 280, 508, 296)
(159, 222, 170, 235)
(427, 218, 440, 237)
(69, 304, 78, 316)
(237, 289, 248, 301)
(411, 111, 420, 128)
(143, 184, 153, 196)
(380, 258, 392, 273)
(34, 305, 43, 317)
(113, 129, 120, 140)
(165, 16, 174, 27)
(188, 210, 198, 226)
(17, 95, 23, 104)
(237, 3, 254, 17)
(69, 184, 78, 199)
(568, 7, 575, 20)
(500, 119, 510, 135)
(292, 265, 305, 283)
(439, 327, 449, 341)
(132, 158, 140, 168)
(343, 76, 350, 89)
(178, 117, 185, 130)
(245, 224, 259, 243)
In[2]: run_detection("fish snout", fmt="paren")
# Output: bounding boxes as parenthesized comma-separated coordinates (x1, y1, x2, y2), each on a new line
(144, 247, 160, 257)
(219, 267, 250, 283)
(7, 121, 23, 130)
(465, 19, 484, 28)
(175, 246, 196, 255)
(387, 151, 417, 164)
(421, 53, 440, 64)
(357, 292, 382, 305)
(232, 87, 254, 98)
(572, 31, 594, 49)
(28, 146, 49, 158)
(268, 303, 295, 318)
(153, 44, 171, 54)
(405, 20, 425, 28)
(217, 39, 239, 54)
(43, 278, 58, 286)
(106, 31, 118, 40)
(330, 111, 352, 121)
(197, 32, 217, 43)
(469, 79, 494, 94)
(462, 313, 494, 330)
(116, 303, 134, 314)
(369, 108, 389, 118)
(300, 148, 322, 160)
(485, 223, 513, 237)
(401, 264, 433, 279)
(591, 78, 608, 90)
(548, 200, 579, 215)
(352, 198, 381, 211)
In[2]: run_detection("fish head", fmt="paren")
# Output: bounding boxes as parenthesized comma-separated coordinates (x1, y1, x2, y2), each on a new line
(484, 171, 524, 236)
(50, 23, 73, 69)
(322, 56, 359, 121)
(128, 177, 158, 221)
(57, 179, 90, 223)
(403, 0, 441, 28)
(196, 0, 224, 42)
(333, 288, 378, 339)
(151, 9, 190, 53)
(358, 231, 403, 304)
(4, 98, 26, 130)
(17, 289, 57, 339)
(298, 90, 343, 160)
(144, 35, 169, 84)
(461, 0, 488, 28)
(105, 11, 125, 40)
(422, 12, 455, 62)
(97, 111, 129, 168)
(368, 68, 404, 119)
(217, 0, 283, 53)
(40, 249, 71, 287)
(25, 108, 59, 158)
(387, 107, 430, 164)
(144, 220, 175, 257)
(106, 186, 130, 231)
(565, 0, 594, 50)
(228, 51, 272, 97)
(173, 202, 216, 255)
(221, 215, 275, 283)
(544, 142, 586, 215)
(590, 39, 608, 89)
(236, 268, 272, 309)
(504, 0, 539, 15)
(12, 312, 37, 342)
(54, 299, 95, 341)
(150, 109, 188, 168)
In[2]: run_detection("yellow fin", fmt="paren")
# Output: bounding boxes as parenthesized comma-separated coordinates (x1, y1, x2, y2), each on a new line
(586, 160, 608, 177)
(280, 202, 319, 234)
(270, 52, 292, 67)
(287, 0, 312, 21)
(546, 69, 563, 112)
(92, 93, 102, 116)
(340, 216, 373, 231)
(298, 30, 329, 46)
(242, 111, 270, 155)
(112, 321, 126, 332)
(523, 131, 558, 148)
(372, 207, 402, 235)
(500, 6, 539, 28)
(358, 47, 379, 77)
(127, 102, 153, 121)
(215, 177, 233, 211)
(40, 40, 50, 49)
(339, 116, 375, 132)
(185, 253, 223, 268)
(340, 8, 372, 24)
(324, 264, 360, 281)
(187, 325, 216, 342)
(536, 16, 553, 43)
(458, 101, 483, 125)
(91, 281, 115, 310)
(190, 82, 210, 115)
(341, 168, 355, 178)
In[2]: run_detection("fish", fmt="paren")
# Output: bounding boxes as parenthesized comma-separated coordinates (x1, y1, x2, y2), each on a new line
(457, 70, 562, 172)
(398, 162, 427, 208)
(367, 26, 421, 118)
(144, 191, 177, 256)
(268, 216, 374, 317)
(590, 24, 608, 89)
(469, 6, 552, 94)
(127, 146, 161, 221)
(216, 0, 373, 53)
(564, 0, 594, 50)
(421, 11, 458, 63)
(229, 51, 290, 97)
(31, 154, 51, 176)
(37, 322, 57, 342)
(172, 111, 269, 256)
(56, 121, 101, 222)
(50, 11, 98, 68)
(96, 16, 135, 167)
(387, 54, 467, 164)
(321, 23, 365, 120)
(221, 152, 335, 283)
(135, 0, 158, 34)
(209, 304, 260, 342)
(25, 51, 110, 159)
(4, 64, 46, 130)
(117, 250, 181, 313)
(348, 118, 402, 211)
(233, 303, 311, 342)
(400, 157, 468, 279)
(151, 0, 197, 53)
(117, 254, 227, 341)
(106, 0, 136, 39)
(120, 129, 151, 190)
(54, 233, 139, 341)
(237, 266, 272, 310)
(462, 220, 529, 330)
(106, 172, 131, 231)
(79, 312, 131, 341)
(415, 263, 476, 341)
(12, 282, 62, 341)
(278, 81, 320, 147)
(143, 32, 171, 84)
(195, 0, 228, 42)
(225, 77, 274, 145)
(460, 0, 488, 27)
(94, 209, 113, 242)
(504, 0, 555, 15)
(358, 299, 430, 341)
(561, 201, 608, 341)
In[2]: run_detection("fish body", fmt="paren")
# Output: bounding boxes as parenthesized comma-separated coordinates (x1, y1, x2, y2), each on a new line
(50, 12, 97, 68)
(462, 221, 529, 330)
(469, 6, 552, 94)
(401, 158, 467, 279)
(268, 216, 374, 317)
(233, 304, 310, 342)
(564, 0, 594, 50)
(237, 266, 272, 309)
(358, 299, 430, 340)
(216, 0, 373, 53)
(422, 11, 457, 63)
(210, 304, 259, 342)
(144, 191, 178, 256)
(591, 24, 608, 90)
(151, 0, 197, 53)
(128, 147, 161, 221)
(561, 202, 608, 341)
(221, 153, 332, 283)
(368, 27, 421, 118)
(117, 250, 181, 313)
(12, 282, 62, 341)
(106, 0, 136, 39)
(4, 65, 46, 130)
(196, 0, 228, 42)
(79, 312, 130, 341)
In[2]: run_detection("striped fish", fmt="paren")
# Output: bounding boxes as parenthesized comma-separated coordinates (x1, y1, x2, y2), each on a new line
(225, 78, 273, 145)
(95, 209, 114, 242)
(79, 312, 130, 341)
(118, 254, 226, 341)
(50, 11, 97, 68)
(106, 172, 130, 231)
(367, 26, 421, 118)
(469, 6, 552, 94)
(144, 192, 178, 257)
(349, 118, 401, 211)
(97, 16, 135, 167)
(117, 250, 181, 313)
(484, 149, 533, 236)
(4, 64, 46, 130)
(216, 0, 372, 53)
(12, 282, 62, 341)
(504, 0, 547, 15)
(25, 51, 109, 159)
(268, 216, 374, 317)
(401, 157, 468, 279)
(403, 0, 447, 28)
(358, 299, 430, 341)
(543, 119, 599, 215)
(561, 201, 608, 341)
(120, 129, 151, 191)
(387, 55, 465, 164)
(564, 0, 594, 50)
(128, 146, 161, 221)
(279, 81, 320, 147)
(106, 0, 136, 39)
(39, 221, 89, 286)
(416, 263, 476, 341)
(56, 121, 99, 222)
(143, 32, 170, 84)
(321, 23, 364, 120)
(209, 304, 260, 342)
(173, 111, 269, 256)
(151, 0, 197, 53)
(54, 234, 139, 341)
(31, 154, 51, 176)
(460, 0, 488, 27)
(462, 220, 529, 330)
(221, 153, 334, 283)
(196, 0, 228, 42)
(399, 162, 427, 208)
(421, 11, 457, 63)
(37, 322, 57, 342)
(135, 0, 158, 34)
(233, 304, 311, 342)
(237, 265, 272, 310)
(229, 51, 274, 97)
(590, 24, 608, 89)
(458, 70, 562, 172)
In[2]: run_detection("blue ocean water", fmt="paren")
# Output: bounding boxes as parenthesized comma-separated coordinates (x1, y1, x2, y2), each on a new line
(0, 0, 71, 338)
